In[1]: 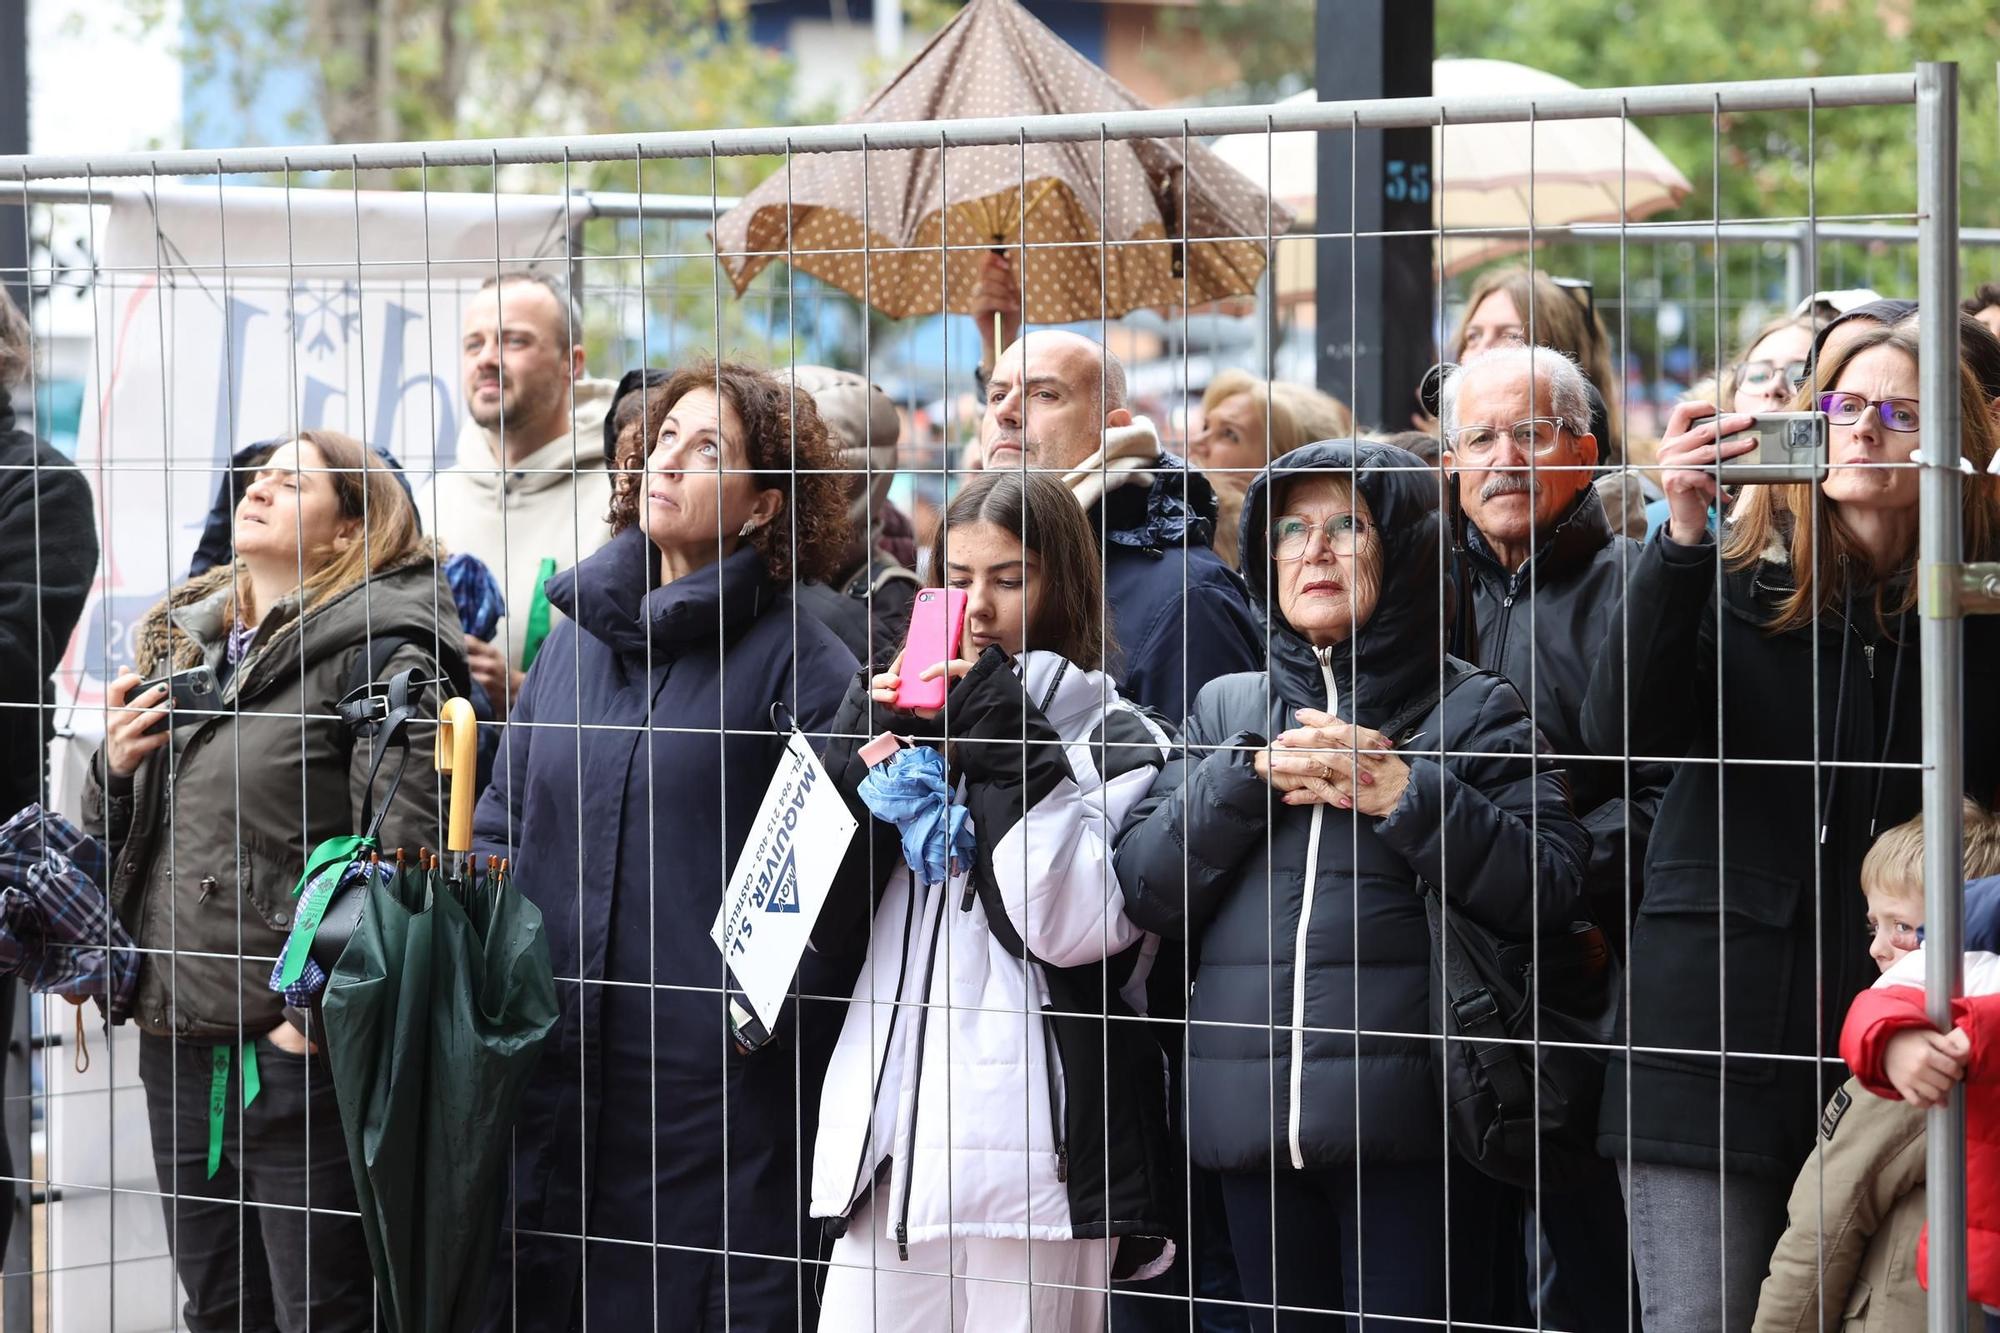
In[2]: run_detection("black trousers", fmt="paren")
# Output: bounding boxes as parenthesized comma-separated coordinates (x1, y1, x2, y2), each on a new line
(139, 1031, 375, 1333)
(1219, 1160, 1507, 1332)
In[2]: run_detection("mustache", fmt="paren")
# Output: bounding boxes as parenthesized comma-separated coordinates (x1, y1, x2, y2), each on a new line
(1479, 474, 1537, 502)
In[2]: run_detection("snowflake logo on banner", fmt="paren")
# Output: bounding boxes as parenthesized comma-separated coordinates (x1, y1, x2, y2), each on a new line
(289, 281, 362, 358)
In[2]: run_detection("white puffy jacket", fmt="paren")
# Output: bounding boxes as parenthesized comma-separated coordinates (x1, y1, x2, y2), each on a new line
(810, 650, 1174, 1269)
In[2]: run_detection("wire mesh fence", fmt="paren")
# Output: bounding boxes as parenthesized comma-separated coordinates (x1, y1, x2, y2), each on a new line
(0, 62, 1984, 1332)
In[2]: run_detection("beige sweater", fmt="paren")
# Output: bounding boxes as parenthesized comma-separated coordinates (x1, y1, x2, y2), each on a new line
(421, 376, 617, 669)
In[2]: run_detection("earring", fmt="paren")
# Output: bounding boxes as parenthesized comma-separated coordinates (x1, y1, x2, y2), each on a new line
(739, 519, 758, 538)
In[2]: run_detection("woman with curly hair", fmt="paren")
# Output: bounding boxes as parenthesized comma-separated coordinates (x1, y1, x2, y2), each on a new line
(473, 359, 880, 1331)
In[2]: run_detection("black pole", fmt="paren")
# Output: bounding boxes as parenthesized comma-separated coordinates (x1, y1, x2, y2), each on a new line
(1314, 0, 1434, 430)
(0, 0, 24, 313)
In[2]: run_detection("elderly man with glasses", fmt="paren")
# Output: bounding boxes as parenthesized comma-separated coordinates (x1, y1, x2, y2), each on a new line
(1439, 344, 1667, 1330)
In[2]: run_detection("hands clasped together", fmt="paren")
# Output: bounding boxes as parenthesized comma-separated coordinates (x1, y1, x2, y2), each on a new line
(1253, 708, 1411, 817)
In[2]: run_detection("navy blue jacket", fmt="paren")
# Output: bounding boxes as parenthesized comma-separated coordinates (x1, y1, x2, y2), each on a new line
(1098, 458, 1262, 721)
(472, 527, 866, 1332)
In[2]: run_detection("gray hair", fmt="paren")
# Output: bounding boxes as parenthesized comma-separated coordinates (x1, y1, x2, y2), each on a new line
(478, 269, 583, 353)
(1439, 345, 1593, 442)
(0, 286, 29, 389)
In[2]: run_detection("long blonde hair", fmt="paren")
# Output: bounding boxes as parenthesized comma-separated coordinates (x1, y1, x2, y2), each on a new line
(1454, 266, 1621, 458)
(232, 429, 428, 622)
(1723, 322, 2000, 634)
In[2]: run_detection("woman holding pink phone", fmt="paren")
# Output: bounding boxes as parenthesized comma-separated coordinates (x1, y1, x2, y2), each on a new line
(810, 469, 1178, 1332)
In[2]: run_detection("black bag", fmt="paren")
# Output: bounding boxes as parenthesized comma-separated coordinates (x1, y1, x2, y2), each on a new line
(1379, 661, 1621, 1190)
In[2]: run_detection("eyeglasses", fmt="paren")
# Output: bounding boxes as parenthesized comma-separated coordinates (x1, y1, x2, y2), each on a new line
(1446, 417, 1571, 460)
(1272, 513, 1370, 561)
(1738, 359, 1809, 392)
(1819, 392, 1921, 434)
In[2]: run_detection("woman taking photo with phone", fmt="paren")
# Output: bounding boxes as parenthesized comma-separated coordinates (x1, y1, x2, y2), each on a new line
(88, 429, 462, 1332)
(810, 469, 1178, 1332)
(1585, 320, 2000, 1331)
(473, 360, 874, 1332)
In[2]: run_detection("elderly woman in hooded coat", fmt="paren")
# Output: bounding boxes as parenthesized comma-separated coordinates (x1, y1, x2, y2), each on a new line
(1114, 438, 1591, 1330)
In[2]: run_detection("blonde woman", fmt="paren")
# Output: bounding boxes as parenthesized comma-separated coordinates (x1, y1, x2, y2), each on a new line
(1189, 370, 1353, 568)
(90, 430, 462, 1332)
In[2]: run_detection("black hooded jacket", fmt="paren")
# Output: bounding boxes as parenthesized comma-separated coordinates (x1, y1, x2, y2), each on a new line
(1583, 526, 2000, 1178)
(0, 389, 97, 817)
(1114, 439, 1590, 1172)
(1453, 486, 1670, 947)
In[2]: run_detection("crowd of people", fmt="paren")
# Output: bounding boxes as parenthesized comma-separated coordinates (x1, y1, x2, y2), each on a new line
(7, 256, 2000, 1333)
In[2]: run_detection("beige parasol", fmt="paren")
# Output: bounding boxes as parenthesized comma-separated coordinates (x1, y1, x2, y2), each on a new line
(712, 0, 1293, 326)
(1210, 60, 1695, 285)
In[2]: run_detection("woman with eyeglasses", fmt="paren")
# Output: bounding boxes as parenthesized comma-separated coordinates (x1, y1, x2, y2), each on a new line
(1724, 315, 1818, 414)
(1115, 439, 1590, 1330)
(1582, 321, 2000, 1332)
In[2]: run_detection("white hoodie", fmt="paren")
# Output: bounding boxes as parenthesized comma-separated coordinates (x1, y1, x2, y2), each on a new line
(421, 376, 617, 669)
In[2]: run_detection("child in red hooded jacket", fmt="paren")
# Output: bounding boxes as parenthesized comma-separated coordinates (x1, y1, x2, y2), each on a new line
(1840, 872, 2000, 1323)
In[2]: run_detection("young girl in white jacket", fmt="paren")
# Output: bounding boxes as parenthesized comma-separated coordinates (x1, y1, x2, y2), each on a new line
(812, 470, 1178, 1333)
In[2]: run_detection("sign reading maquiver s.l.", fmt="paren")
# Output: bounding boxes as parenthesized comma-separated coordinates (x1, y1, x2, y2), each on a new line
(710, 730, 858, 1030)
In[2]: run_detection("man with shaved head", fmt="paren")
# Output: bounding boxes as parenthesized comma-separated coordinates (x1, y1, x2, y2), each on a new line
(978, 330, 1260, 716)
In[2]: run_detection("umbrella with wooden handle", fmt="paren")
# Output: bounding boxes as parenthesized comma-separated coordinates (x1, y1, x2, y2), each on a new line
(435, 695, 478, 893)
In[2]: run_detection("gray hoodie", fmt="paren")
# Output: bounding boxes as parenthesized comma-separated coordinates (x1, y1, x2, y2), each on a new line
(423, 376, 616, 669)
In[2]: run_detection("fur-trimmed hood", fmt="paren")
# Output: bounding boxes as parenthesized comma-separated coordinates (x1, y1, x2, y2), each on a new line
(133, 545, 465, 696)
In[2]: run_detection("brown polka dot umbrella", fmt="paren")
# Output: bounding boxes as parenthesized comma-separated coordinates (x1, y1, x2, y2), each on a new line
(711, 0, 1292, 324)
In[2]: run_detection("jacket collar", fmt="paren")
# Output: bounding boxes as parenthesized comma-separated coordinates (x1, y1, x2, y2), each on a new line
(1097, 450, 1218, 555)
(1238, 439, 1449, 721)
(549, 524, 774, 661)
(0, 387, 14, 439)
(1462, 486, 1614, 589)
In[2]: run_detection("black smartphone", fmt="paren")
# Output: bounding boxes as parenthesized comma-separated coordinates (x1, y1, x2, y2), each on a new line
(135, 664, 221, 734)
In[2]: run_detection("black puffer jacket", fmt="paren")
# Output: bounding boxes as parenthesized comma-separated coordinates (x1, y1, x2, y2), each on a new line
(1583, 527, 2000, 1179)
(1115, 439, 1590, 1172)
(1453, 487, 1670, 947)
(0, 389, 97, 818)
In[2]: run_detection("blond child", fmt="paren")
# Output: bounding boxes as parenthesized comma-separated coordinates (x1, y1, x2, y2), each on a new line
(1754, 799, 2000, 1331)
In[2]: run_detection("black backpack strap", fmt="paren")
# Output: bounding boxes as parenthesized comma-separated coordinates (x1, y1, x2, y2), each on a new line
(1375, 656, 1482, 749)
(1421, 889, 1539, 1136)
(336, 636, 430, 844)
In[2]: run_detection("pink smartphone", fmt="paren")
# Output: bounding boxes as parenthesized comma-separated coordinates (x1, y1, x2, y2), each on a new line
(895, 587, 970, 712)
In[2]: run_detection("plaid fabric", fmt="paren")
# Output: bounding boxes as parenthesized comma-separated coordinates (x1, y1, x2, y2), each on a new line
(0, 804, 138, 1019)
(268, 859, 388, 1005)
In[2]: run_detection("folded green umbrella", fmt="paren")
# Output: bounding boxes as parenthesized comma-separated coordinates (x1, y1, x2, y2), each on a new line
(320, 698, 558, 1333)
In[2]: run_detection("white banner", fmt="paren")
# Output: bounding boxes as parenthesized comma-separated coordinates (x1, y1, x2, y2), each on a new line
(65, 184, 576, 707)
(712, 730, 858, 1031)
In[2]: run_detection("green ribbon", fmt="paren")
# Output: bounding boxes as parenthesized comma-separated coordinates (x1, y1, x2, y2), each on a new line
(276, 834, 374, 987)
(206, 1041, 262, 1180)
(521, 557, 558, 673)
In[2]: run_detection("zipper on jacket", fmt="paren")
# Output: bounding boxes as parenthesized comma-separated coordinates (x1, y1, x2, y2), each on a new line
(843, 872, 925, 1220)
(1863, 642, 1876, 679)
(1287, 648, 1339, 1171)
(895, 879, 952, 1261)
(1040, 1003, 1069, 1182)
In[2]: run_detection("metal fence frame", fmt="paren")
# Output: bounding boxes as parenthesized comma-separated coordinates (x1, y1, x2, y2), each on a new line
(0, 63, 1975, 1330)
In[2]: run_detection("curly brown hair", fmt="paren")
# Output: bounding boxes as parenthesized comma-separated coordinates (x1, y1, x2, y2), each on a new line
(606, 359, 851, 588)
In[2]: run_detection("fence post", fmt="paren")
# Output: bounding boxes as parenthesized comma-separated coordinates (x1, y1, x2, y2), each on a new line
(1918, 57, 1968, 1333)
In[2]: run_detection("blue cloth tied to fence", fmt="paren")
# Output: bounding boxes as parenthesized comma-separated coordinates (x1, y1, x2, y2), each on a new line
(445, 551, 507, 642)
(856, 745, 974, 886)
